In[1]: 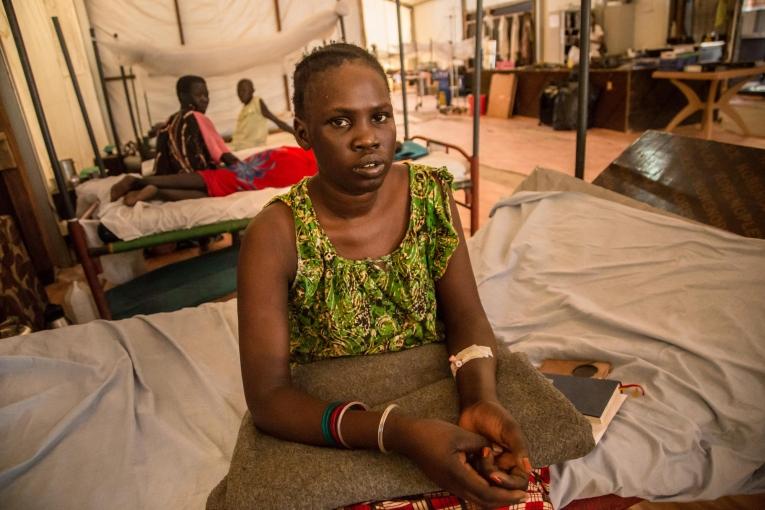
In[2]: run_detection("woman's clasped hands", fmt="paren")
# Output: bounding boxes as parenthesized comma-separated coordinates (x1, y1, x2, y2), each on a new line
(389, 399, 530, 509)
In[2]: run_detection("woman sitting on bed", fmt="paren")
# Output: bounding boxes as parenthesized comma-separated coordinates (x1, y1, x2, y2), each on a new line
(237, 43, 538, 508)
(110, 75, 316, 206)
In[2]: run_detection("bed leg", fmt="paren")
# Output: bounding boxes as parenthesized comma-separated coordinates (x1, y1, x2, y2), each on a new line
(470, 157, 479, 236)
(68, 220, 112, 320)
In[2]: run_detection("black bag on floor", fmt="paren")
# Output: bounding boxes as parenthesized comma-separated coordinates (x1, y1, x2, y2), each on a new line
(539, 84, 558, 127)
(551, 84, 577, 130)
(539, 77, 600, 131)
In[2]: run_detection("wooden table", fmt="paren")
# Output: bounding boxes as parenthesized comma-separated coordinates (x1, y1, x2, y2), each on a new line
(593, 130, 765, 239)
(652, 66, 765, 139)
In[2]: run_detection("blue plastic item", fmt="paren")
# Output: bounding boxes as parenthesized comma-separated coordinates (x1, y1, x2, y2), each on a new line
(394, 140, 429, 161)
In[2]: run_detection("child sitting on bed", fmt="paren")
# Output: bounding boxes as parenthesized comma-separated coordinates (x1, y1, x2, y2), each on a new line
(110, 75, 317, 206)
(229, 78, 295, 150)
(236, 43, 542, 509)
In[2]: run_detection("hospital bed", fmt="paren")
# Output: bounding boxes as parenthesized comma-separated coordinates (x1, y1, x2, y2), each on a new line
(68, 134, 296, 320)
(2, 168, 762, 509)
(71, 133, 476, 320)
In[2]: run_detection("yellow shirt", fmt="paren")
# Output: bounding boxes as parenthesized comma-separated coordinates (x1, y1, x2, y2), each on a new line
(231, 97, 268, 150)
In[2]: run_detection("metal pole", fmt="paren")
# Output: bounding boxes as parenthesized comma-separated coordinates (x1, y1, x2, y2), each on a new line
(471, 0, 483, 234)
(90, 28, 121, 156)
(173, 0, 185, 45)
(2, 0, 74, 219)
(52, 17, 105, 177)
(338, 14, 347, 42)
(144, 91, 153, 127)
(395, 0, 409, 140)
(274, 0, 292, 112)
(120, 65, 141, 143)
(129, 66, 143, 135)
(575, 1, 591, 180)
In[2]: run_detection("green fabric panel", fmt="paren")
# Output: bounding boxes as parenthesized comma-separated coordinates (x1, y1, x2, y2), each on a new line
(106, 245, 239, 320)
(92, 219, 251, 255)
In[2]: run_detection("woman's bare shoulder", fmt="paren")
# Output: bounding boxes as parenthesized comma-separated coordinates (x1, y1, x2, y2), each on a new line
(240, 200, 297, 274)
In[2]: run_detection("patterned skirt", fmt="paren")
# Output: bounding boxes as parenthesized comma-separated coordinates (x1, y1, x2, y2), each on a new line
(338, 467, 553, 510)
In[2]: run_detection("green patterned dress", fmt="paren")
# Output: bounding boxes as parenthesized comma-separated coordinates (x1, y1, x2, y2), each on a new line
(271, 163, 459, 364)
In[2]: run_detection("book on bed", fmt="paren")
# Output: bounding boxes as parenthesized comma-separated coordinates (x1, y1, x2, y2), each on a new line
(544, 373, 628, 443)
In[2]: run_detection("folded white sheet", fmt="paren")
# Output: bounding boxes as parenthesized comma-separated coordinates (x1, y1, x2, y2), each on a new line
(416, 152, 469, 183)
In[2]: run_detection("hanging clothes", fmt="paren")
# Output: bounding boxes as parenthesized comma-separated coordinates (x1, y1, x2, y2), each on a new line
(509, 14, 520, 66)
(498, 16, 510, 61)
(520, 12, 534, 65)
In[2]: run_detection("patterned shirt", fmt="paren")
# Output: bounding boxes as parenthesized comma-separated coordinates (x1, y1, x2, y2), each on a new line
(271, 164, 459, 364)
(153, 110, 215, 175)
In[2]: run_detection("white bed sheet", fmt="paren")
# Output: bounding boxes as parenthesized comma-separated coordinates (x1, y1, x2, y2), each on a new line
(3, 190, 764, 509)
(0, 303, 246, 510)
(469, 191, 765, 507)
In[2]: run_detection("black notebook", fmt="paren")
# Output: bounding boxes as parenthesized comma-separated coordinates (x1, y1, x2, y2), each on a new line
(544, 373, 621, 423)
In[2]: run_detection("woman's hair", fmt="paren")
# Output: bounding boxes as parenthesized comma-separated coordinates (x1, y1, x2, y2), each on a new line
(292, 43, 388, 118)
(176, 75, 206, 101)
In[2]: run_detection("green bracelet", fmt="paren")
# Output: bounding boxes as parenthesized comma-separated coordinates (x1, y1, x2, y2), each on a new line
(321, 401, 342, 447)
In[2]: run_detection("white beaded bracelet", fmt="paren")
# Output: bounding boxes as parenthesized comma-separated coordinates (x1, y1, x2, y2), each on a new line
(377, 403, 399, 454)
(448, 344, 494, 378)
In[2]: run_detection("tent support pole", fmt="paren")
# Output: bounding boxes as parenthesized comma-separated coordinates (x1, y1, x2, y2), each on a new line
(2, 0, 74, 219)
(120, 65, 141, 143)
(129, 66, 143, 135)
(144, 91, 153, 127)
(471, 0, 483, 234)
(339, 16, 346, 42)
(52, 17, 105, 177)
(575, 0, 591, 180)
(173, 0, 185, 45)
(335, 0, 346, 42)
(274, 0, 292, 112)
(396, 0, 409, 140)
(90, 28, 121, 156)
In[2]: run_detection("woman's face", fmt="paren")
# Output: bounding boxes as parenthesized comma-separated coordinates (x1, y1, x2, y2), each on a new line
(182, 81, 209, 113)
(295, 61, 395, 196)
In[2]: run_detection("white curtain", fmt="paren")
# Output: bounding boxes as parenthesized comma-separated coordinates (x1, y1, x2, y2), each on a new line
(85, 0, 349, 144)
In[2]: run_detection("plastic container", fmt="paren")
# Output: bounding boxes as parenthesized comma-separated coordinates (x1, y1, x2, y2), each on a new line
(62, 281, 99, 324)
(468, 94, 487, 116)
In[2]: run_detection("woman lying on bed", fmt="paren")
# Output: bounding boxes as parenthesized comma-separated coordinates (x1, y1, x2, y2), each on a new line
(110, 75, 316, 206)
(236, 43, 540, 509)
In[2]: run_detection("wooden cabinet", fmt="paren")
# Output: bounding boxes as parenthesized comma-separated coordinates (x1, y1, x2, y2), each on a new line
(472, 67, 708, 132)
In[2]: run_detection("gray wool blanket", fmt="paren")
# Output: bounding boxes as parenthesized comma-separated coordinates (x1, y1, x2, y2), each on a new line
(207, 343, 594, 510)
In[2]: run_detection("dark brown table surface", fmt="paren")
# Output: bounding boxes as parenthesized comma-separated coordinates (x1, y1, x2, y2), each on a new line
(593, 130, 765, 239)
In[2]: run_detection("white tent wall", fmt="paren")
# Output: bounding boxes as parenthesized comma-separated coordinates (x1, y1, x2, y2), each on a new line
(85, 0, 361, 147)
(279, 0, 365, 122)
(362, 0, 413, 66)
(412, 0, 463, 67)
(86, 0, 283, 145)
(0, 0, 110, 186)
